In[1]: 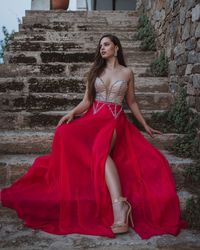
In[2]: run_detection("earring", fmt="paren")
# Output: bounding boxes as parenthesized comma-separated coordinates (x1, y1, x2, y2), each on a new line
(114, 50, 118, 57)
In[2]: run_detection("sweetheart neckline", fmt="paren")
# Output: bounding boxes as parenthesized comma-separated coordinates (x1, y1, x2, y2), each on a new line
(96, 77, 128, 89)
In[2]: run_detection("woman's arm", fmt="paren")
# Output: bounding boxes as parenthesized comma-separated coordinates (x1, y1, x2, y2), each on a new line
(126, 69, 147, 128)
(70, 86, 91, 116)
(125, 69, 162, 137)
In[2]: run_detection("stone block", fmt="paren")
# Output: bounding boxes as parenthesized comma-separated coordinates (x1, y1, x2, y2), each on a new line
(191, 63, 200, 74)
(176, 54, 187, 66)
(196, 96, 200, 111)
(192, 74, 200, 89)
(180, 6, 186, 25)
(174, 43, 185, 57)
(188, 50, 199, 64)
(192, 3, 200, 22)
(182, 18, 191, 40)
(195, 22, 200, 38)
(197, 38, 200, 52)
(168, 60, 177, 75)
(184, 0, 196, 11)
(31, 0, 50, 10)
(185, 64, 193, 75)
(185, 37, 196, 50)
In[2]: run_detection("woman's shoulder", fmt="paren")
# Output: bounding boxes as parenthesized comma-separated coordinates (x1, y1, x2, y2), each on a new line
(119, 65, 133, 73)
(119, 66, 134, 78)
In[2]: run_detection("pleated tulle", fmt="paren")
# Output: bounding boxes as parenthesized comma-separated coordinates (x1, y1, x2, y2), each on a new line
(0, 100, 188, 239)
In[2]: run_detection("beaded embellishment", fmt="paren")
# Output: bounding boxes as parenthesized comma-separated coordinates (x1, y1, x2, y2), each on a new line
(92, 101, 122, 119)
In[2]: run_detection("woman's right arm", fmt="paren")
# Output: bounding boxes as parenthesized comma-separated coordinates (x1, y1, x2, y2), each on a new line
(56, 84, 91, 127)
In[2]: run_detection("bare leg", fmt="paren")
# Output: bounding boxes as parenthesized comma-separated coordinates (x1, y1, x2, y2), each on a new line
(105, 130, 129, 225)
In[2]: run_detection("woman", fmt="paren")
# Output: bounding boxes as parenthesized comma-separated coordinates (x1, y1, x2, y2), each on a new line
(0, 34, 187, 239)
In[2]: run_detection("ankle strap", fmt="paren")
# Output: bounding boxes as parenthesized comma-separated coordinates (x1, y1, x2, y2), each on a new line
(112, 197, 127, 203)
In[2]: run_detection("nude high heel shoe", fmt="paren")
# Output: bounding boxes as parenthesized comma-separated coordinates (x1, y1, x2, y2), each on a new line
(111, 196, 134, 234)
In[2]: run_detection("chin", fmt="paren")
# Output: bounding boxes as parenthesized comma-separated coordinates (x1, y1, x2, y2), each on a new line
(101, 54, 112, 59)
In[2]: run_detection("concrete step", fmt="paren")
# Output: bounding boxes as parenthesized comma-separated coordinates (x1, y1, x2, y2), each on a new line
(0, 189, 195, 222)
(5, 51, 156, 65)
(0, 150, 194, 192)
(0, 109, 166, 130)
(0, 91, 172, 112)
(13, 30, 138, 42)
(7, 40, 142, 53)
(0, 130, 182, 154)
(0, 207, 199, 250)
(24, 10, 139, 20)
(0, 76, 169, 94)
(0, 63, 151, 78)
(20, 22, 138, 32)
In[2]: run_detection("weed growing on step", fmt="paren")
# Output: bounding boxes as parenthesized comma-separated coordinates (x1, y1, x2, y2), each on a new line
(183, 196, 200, 230)
(183, 162, 200, 230)
(151, 88, 195, 132)
(150, 87, 200, 229)
(136, 14, 156, 51)
(150, 51, 168, 77)
(0, 26, 15, 63)
(184, 161, 200, 191)
(150, 87, 199, 157)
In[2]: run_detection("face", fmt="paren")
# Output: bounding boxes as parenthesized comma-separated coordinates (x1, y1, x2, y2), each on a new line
(99, 37, 118, 59)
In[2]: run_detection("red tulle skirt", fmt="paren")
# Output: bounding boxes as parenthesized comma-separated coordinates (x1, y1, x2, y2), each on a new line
(0, 100, 188, 239)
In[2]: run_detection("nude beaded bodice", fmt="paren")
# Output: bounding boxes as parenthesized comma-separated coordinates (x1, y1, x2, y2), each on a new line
(92, 77, 128, 119)
(94, 77, 128, 105)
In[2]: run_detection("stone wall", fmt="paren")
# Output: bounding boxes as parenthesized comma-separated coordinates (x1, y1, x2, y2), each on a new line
(136, 0, 200, 126)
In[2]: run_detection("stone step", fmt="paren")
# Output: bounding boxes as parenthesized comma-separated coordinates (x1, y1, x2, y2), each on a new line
(0, 151, 194, 192)
(0, 91, 172, 112)
(0, 76, 169, 94)
(0, 189, 196, 229)
(20, 22, 138, 32)
(7, 40, 142, 53)
(0, 63, 151, 77)
(0, 109, 166, 130)
(13, 30, 138, 42)
(5, 51, 156, 65)
(24, 10, 139, 20)
(0, 130, 182, 154)
(0, 206, 199, 250)
(22, 15, 138, 23)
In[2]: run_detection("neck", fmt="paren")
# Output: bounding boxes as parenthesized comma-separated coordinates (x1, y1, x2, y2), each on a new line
(106, 57, 119, 70)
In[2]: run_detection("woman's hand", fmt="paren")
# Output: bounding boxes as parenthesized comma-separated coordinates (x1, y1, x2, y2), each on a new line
(143, 123, 162, 138)
(56, 111, 75, 127)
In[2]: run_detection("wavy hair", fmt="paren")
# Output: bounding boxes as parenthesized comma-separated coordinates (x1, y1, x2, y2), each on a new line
(86, 34, 127, 103)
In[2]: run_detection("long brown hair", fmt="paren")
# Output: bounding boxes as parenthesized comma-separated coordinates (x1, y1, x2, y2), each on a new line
(87, 34, 127, 103)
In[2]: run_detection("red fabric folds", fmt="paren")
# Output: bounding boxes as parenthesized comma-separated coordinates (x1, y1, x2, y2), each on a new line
(0, 100, 188, 239)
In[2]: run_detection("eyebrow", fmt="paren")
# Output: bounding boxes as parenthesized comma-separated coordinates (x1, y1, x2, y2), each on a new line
(100, 41, 110, 46)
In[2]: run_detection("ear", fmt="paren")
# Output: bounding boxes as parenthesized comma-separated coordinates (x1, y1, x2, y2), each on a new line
(115, 45, 119, 51)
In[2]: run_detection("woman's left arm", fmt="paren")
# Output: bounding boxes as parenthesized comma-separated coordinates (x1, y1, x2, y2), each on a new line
(125, 69, 162, 137)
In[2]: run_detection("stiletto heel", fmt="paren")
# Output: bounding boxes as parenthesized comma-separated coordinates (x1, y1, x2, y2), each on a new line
(111, 196, 134, 234)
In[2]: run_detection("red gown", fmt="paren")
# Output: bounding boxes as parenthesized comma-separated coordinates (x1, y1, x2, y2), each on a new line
(0, 77, 188, 239)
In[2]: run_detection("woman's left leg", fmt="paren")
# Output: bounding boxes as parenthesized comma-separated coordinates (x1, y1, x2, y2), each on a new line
(105, 129, 130, 227)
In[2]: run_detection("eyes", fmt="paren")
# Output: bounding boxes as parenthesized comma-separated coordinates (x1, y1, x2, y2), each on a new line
(100, 42, 110, 49)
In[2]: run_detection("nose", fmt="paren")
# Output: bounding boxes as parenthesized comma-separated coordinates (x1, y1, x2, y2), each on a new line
(100, 45, 105, 51)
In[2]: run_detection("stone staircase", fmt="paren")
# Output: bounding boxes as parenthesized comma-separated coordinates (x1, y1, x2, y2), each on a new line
(0, 10, 200, 250)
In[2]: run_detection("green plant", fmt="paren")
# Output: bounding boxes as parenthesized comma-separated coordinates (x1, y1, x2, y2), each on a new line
(171, 132, 199, 159)
(150, 51, 169, 77)
(150, 87, 199, 158)
(0, 26, 15, 63)
(136, 14, 156, 51)
(184, 161, 200, 188)
(150, 88, 194, 132)
(183, 196, 200, 230)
